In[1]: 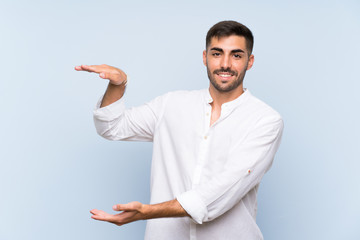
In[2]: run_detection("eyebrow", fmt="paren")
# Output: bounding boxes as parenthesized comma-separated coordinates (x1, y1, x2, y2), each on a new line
(210, 47, 245, 54)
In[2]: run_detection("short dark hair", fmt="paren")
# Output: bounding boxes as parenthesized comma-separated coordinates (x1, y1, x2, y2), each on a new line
(206, 20, 254, 55)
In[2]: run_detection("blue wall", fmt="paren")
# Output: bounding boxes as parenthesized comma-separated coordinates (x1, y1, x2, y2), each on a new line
(0, 1, 359, 239)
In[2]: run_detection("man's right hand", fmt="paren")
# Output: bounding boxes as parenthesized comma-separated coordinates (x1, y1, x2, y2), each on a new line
(75, 64, 127, 86)
(75, 64, 128, 107)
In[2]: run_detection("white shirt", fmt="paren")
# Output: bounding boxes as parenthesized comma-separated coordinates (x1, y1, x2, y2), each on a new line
(93, 88, 284, 240)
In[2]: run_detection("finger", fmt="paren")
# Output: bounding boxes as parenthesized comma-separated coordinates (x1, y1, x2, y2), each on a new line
(90, 209, 112, 221)
(75, 64, 103, 74)
(113, 203, 133, 211)
(113, 201, 140, 211)
(98, 71, 122, 82)
(90, 209, 102, 215)
(99, 72, 106, 79)
(74, 65, 95, 72)
(81, 65, 101, 73)
(91, 211, 120, 224)
(113, 204, 122, 211)
(90, 210, 127, 226)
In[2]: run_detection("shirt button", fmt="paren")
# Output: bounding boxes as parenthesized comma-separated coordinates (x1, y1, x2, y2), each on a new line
(206, 113, 209, 116)
(204, 136, 208, 140)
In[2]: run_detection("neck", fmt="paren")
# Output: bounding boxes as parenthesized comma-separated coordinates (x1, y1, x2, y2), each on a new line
(209, 84, 244, 108)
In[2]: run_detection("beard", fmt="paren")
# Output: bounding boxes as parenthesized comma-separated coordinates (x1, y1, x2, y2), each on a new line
(207, 66, 247, 93)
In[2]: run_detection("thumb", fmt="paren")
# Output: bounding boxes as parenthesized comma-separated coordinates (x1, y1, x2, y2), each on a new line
(113, 203, 130, 211)
(99, 72, 126, 85)
(113, 202, 141, 211)
(99, 72, 106, 79)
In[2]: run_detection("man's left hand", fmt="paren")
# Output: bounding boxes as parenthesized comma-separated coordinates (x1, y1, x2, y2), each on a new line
(90, 201, 146, 226)
(90, 199, 188, 226)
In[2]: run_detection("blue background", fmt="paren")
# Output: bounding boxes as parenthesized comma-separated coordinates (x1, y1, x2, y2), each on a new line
(1, 0, 359, 239)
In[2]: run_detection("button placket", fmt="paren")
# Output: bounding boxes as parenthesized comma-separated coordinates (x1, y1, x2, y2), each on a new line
(193, 104, 212, 187)
(194, 133, 211, 184)
(190, 223, 196, 240)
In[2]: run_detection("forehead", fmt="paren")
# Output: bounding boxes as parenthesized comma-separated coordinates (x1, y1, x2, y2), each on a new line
(208, 35, 247, 52)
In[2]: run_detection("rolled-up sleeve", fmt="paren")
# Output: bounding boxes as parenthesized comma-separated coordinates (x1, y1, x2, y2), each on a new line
(177, 116, 284, 224)
(93, 93, 169, 142)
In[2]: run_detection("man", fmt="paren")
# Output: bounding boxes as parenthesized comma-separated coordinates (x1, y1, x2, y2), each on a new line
(75, 20, 283, 240)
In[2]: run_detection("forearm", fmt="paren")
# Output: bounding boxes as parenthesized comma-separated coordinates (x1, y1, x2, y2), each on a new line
(91, 199, 190, 226)
(100, 82, 126, 108)
(142, 199, 189, 219)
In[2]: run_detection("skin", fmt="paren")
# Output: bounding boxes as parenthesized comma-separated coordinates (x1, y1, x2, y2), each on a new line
(90, 200, 187, 226)
(74, 64, 127, 107)
(203, 35, 254, 125)
(74, 34, 254, 226)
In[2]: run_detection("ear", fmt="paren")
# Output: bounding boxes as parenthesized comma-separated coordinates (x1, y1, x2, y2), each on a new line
(246, 54, 254, 70)
(202, 50, 207, 66)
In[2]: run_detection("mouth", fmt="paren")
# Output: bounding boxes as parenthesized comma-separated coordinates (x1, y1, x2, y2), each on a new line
(218, 73, 233, 77)
(216, 72, 235, 81)
(213, 68, 237, 81)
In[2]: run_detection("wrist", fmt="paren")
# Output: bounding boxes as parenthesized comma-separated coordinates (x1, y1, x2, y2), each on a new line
(110, 74, 127, 86)
(140, 204, 152, 220)
(109, 80, 127, 88)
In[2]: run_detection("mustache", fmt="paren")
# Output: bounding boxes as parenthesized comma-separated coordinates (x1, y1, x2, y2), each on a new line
(213, 68, 237, 76)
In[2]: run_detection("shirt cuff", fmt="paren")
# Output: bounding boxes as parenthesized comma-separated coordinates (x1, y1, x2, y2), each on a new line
(93, 95, 126, 121)
(176, 190, 208, 224)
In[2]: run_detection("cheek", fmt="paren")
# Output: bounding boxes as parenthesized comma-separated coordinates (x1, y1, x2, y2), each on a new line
(234, 61, 248, 72)
(206, 63, 215, 72)
(207, 60, 219, 70)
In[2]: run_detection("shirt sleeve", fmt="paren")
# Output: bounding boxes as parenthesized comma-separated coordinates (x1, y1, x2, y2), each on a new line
(176, 115, 284, 224)
(93, 93, 169, 142)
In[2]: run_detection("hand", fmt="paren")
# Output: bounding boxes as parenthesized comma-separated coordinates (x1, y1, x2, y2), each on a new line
(90, 201, 146, 226)
(75, 64, 127, 86)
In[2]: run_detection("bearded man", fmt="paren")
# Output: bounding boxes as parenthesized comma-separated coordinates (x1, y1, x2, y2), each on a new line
(75, 20, 283, 240)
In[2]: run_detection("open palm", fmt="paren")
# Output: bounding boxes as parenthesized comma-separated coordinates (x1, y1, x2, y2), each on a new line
(90, 201, 144, 226)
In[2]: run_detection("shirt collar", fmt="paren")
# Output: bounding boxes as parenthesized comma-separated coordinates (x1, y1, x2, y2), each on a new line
(203, 88, 250, 110)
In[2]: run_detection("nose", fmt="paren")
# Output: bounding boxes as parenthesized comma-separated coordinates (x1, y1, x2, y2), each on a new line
(220, 55, 231, 69)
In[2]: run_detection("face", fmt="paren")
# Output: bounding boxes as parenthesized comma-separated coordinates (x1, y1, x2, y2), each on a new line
(203, 35, 254, 93)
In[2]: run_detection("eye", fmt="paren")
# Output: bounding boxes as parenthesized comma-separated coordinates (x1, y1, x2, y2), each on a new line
(233, 54, 242, 59)
(212, 52, 221, 57)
